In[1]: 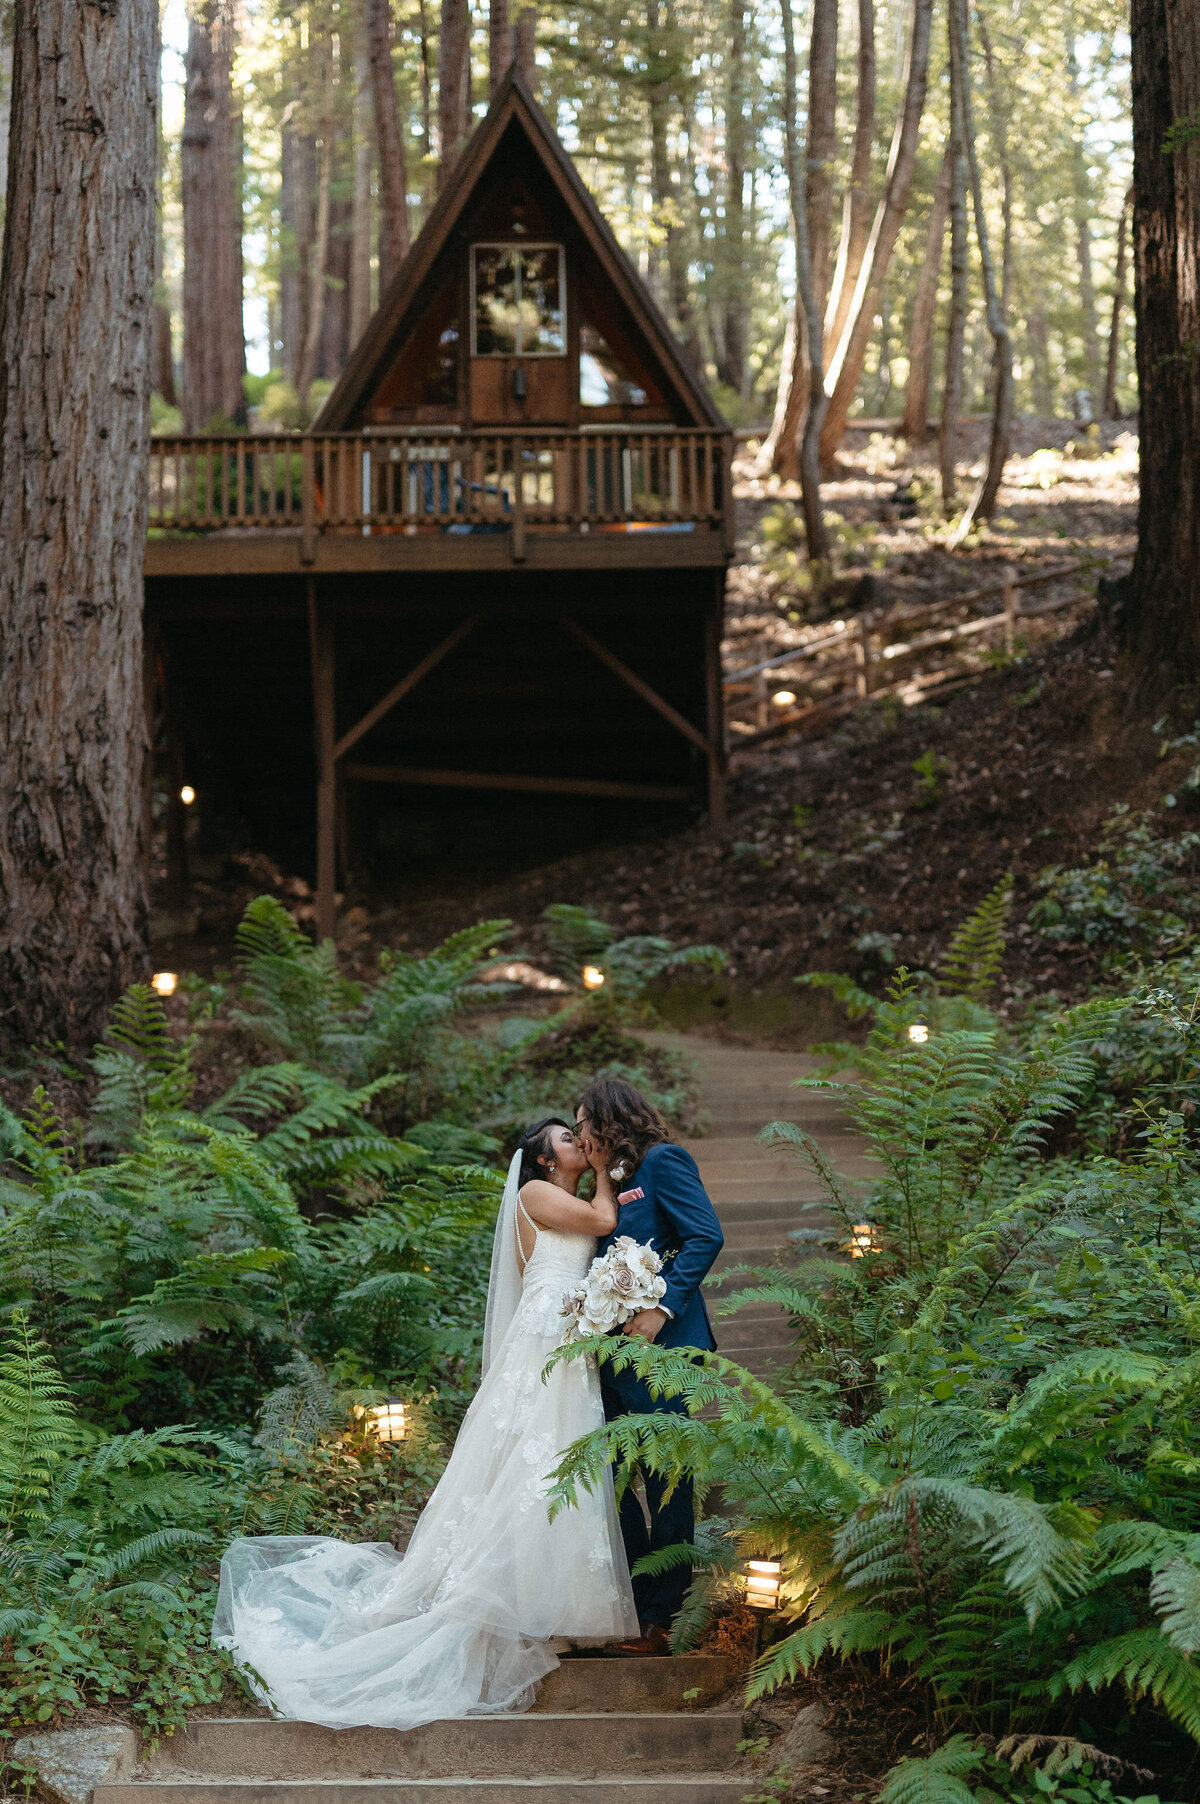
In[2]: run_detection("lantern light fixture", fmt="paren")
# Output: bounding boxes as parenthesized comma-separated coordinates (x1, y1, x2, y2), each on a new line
(908, 1022, 930, 1044)
(582, 965, 606, 990)
(180, 785, 196, 806)
(772, 690, 796, 709)
(849, 1222, 882, 1259)
(745, 1557, 782, 1613)
(366, 1398, 408, 1443)
(151, 971, 178, 997)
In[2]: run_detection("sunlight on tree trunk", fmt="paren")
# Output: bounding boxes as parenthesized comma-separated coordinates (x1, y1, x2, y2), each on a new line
(824, 0, 875, 353)
(779, 0, 829, 563)
(0, 0, 155, 1044)
(350, 32, 374, 343)
(1104, 185, 1133, 419)
(819, 0, 933, 471)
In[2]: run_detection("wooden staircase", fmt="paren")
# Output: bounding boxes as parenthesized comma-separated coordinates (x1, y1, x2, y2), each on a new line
(660, 1035, 877, 1377)
(93, 1659, 749, 1803)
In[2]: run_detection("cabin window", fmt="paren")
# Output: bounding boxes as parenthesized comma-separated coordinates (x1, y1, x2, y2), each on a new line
(472, 244, 565, 356)
(579, 323, 648, 407)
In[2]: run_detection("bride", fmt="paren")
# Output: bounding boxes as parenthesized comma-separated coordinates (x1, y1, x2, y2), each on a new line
(213, 1118, 638, 1729)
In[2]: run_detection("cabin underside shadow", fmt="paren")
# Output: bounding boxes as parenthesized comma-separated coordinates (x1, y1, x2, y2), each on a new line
(145, 565, 726, 922)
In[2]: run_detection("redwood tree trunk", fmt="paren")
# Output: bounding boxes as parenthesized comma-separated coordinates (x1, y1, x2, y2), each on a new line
(779, 0, 828, 562)
(181, 0, 245, 429)
(819, 0, 933, 469)
(717, 0, 749, 395)
(939, 32, 969, 515)
(824, 0, 874, 351)
(489, 0, 510, 89)
(514, 8, 536, 83)
(0, 0, 155, 1045)
(1122, 0, 1200, 693)
(437, 0, 470, 186)
(900, 141, 951, 442)
(369, 0, 410, 287)
(350, 31, 374, 342)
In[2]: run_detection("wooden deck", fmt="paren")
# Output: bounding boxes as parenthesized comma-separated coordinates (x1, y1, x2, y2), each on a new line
(145, 428, 733, 575)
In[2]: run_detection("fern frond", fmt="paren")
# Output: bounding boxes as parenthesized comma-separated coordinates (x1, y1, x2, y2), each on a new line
(938, 877, 1014, 1004)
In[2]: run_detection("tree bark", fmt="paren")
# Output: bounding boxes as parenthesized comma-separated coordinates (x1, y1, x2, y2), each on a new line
(900, 140, 951, 441)
(1104, 184, 1133, 417)
(819, 0, 933, 469)
(0, 0, 155, 1045)
(489, 0, 510, 90)
(939, 19, 969, 515)
(779, 0, 829, 561)
(437, 0, 470, 187)
(977, 8, 1014, 316)
(296, 120, 334, 406)
(1121, 0, 1200, 694)
(279, 114, 310, 390)
(514, 8, 536, 83)
(950, 0, 1013, 535)
(825, 0, 874, 351)
(153, 10, 178, 408)
(181, 0, 245, 429)
(417, 0, 434, 152)
(350, 29, 374, 345)
(369, 0, 411, 288)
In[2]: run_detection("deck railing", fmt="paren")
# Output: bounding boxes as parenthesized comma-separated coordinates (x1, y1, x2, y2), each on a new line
(147, 429, 731, 550)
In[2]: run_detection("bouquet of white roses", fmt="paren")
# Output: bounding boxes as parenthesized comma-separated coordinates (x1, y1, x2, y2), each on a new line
(560, 1236, 667, 1341)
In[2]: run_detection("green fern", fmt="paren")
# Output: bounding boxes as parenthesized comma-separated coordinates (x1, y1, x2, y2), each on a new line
(878, 1735, 983, 1804)
(0, 1311, 77, 1530)
(937, 876, 1015, 1004)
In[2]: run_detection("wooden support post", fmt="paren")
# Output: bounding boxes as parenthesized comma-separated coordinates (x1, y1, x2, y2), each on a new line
(511, 436, 526, 562)
(1002, 565, 1018, 656)
(855, 615, 873, 699)
(705, 584, 728, 828)
(301, 437, 316, 564)
(308, 577, 337, 942)
(164, 672, 188, 912)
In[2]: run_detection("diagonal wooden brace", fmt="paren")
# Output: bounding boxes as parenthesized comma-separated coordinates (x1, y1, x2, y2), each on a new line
(561, 616, 710, 755)
(333, 614, 481, 763)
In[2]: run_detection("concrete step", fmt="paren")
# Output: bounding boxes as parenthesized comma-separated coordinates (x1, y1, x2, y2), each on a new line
(99, 1783, 751, 1803)
(132, 1716, 743, 1782)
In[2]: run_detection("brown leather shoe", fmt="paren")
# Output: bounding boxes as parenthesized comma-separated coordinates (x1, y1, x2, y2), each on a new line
(613, 1623, 672, 1657)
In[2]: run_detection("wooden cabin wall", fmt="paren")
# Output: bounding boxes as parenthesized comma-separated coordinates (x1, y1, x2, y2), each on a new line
(145, 569, 718, 882)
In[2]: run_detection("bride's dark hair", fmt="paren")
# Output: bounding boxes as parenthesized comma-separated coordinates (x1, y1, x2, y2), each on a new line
(516, 1116, 575, 1187)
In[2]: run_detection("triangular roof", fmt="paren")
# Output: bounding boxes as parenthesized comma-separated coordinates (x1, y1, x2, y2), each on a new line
(314, 67, 723, 431)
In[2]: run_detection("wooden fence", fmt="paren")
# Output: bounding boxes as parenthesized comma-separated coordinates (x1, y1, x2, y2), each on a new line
(724, 562, 1093, 742)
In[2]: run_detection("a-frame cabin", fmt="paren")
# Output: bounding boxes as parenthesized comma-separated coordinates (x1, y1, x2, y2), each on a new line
(145, 72, 732, 933)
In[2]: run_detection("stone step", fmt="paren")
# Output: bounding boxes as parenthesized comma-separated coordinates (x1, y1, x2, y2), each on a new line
(709, 1310, 792, 1350)
(98, 1782, 751, 1803)
(131, 1716, 743, 1783)
(533, 1657, 733, 1713)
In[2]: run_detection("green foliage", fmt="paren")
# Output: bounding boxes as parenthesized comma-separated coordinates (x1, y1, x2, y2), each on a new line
(1031, 810, 1200, 967)
(939, 876, 1014, 1003)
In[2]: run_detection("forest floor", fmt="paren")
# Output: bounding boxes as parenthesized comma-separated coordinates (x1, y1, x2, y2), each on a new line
(157, 415, 1158, 1033)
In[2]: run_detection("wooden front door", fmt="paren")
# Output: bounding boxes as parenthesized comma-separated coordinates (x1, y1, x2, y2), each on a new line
(469, 356, 570, 424)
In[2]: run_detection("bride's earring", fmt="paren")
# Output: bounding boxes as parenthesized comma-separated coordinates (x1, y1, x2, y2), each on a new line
(547, 1160, 556, 1172)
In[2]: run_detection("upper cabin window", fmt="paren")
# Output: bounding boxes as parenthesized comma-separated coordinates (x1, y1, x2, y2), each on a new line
(472, 245, 565, 356)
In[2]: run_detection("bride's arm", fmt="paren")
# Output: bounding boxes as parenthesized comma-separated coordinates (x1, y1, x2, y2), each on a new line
(520, 1172, 618, 1238)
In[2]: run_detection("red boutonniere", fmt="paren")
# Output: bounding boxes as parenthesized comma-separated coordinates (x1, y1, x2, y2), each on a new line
(617, 1186, 645, 1205)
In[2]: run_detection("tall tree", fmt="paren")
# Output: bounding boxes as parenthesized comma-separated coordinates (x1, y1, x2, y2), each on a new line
(1120, 0, 1200, 695)
(939, 26, 969, 514)
(949, 0, 1013, 536)
(514, 7, 536, 83)
(824, 0, 874, 351)
(296, 41, 335, 407)
(759, 0, 837, 480)
(819, 0, 933, 468)
(368, 0, 411, 286)
(1066, 23, 1102, 412)
(778, 0, 828, 561)
(717, 0, 750, 394)
(181, 0, 245, 429)
(901, 142, 952, 442)
(0, 0, 156, 1043)
(437, 0, 470, 185)
(350, 31, 374, 343)
(1104, 184, 1133, 417)
(153, 6, 178, 407)
(279, 110, 311, 387)
(489, 0, 510, 89)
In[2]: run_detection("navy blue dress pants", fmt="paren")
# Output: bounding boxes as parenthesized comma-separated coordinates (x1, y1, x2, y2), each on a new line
(600, 1368, 693, 1632)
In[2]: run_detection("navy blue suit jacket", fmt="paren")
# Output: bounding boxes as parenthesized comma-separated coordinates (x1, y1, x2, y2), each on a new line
(597, 1141, 724, 1358)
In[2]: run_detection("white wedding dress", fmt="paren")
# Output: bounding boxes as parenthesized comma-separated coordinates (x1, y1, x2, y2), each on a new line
(213, 1155, 638, 1729)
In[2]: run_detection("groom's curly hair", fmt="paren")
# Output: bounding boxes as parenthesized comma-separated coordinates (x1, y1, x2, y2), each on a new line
(575, 1077, 671, 1181)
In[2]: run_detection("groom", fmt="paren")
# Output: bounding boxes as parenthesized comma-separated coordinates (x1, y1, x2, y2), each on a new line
(575, 1077, 724, 1656)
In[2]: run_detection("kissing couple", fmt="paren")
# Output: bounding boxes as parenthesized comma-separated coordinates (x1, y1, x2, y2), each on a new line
(215, 1076, 725, 1730)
